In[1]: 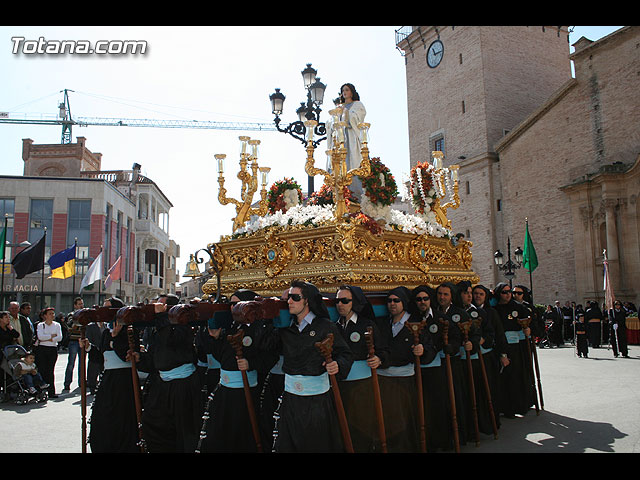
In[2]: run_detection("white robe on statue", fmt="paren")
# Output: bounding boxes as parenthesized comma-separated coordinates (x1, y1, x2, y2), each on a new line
(326, 100, 367, 200)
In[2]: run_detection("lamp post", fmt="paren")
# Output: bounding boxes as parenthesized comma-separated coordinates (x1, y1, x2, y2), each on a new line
(270, 63, 327, 195)
(183, 244, 222, 303)
(494, 237, 523, 288)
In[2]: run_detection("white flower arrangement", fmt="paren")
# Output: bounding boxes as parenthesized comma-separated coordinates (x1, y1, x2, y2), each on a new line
(235, 204, 336, 236)
(234, 197, 451, 239)
(360, 193, 391, 221)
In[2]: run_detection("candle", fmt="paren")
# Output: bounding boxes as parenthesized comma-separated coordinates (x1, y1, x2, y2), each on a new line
(215, 154, 226, 174)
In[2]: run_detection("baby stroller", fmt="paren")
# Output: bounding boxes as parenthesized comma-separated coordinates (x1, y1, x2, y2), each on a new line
(536, 320, 552, 348)
(1, 345, 48, 405)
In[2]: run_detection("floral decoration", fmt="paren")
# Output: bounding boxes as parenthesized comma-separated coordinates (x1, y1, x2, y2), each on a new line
(347, 211, 383, 235)
(358, 157, 398, 207)
(409, 161, 439, 215)
(308, 183, 357, 208)
(267, 177, 303, 214)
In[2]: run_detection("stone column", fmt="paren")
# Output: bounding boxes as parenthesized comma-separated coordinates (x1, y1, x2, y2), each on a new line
(603, 198, 620, 291)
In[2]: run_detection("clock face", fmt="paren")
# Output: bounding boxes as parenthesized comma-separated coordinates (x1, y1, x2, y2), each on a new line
(427, 39, 444, 68)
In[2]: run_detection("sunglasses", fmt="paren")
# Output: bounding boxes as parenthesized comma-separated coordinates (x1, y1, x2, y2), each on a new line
(387, 298, 402, 303)
(415, 296, 430, 302)
(336, 298, 352, 304)
(500, 290, 512, 295)
(288, 293, 303, 302)
(513, 291, 524, 295)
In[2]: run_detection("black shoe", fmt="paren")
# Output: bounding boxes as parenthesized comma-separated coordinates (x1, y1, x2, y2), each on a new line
(49, 394, 59, 399)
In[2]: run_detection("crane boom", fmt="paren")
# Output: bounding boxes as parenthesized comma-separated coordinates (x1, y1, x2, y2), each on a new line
(0, 115, 275, 131)
(0, 89, 276, 143)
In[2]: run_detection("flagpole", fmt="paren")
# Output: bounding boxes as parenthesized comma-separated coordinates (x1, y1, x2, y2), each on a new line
(72, 238, 77, 298)
(41, 227, 46, 309)
(1, 215, 7, 310)
(98, 245, 103, 306)
(527, 218, 533, 301)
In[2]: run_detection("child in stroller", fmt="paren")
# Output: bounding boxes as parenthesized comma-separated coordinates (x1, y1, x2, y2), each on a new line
(1, 344, 49, 404)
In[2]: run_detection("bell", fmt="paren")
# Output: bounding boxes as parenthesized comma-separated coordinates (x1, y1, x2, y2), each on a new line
(183, 254, 201, 279)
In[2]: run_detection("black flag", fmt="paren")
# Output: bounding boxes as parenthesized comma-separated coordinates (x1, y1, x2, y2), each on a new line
(12, 233, 45, 279)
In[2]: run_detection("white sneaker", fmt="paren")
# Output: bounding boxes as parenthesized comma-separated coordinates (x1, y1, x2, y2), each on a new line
(28, 387, 37, 394)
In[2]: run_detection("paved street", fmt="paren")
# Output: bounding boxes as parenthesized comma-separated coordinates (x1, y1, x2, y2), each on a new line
(1, 342, 639, 453)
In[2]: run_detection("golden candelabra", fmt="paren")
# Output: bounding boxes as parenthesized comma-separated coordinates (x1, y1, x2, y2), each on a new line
(429, 151, 460, 230)
(304, 106, 372, 219)
(217, 136, 271, 232)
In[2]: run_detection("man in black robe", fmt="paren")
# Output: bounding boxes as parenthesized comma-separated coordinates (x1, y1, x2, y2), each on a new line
(609, 301, 629, 358)
(493, 283, 537, 418)
(268, 280, 354, 452)
(335, 284, 388, 452)
(133, 295, 203, 453)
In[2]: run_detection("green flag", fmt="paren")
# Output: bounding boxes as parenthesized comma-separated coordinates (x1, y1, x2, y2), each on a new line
(523, 220, 538, 272)
(0, 226, 5, 261)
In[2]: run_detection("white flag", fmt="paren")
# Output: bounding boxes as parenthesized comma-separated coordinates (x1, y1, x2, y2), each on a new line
(79, 251, 103, 293)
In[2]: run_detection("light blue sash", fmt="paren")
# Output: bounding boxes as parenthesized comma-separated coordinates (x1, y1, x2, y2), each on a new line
(480, 345, 493, 354)
(422, 351, 442, 368)
(284, 372, 330, 396)
(344, 360, 371, 381)
(207, 354, 221, 370)
(377, 363, 415, 377)
(220, 369, 258, 388)
(505, 330, 525, 344)
(103, 350, 131, 370)
(159, 362, 196, 382)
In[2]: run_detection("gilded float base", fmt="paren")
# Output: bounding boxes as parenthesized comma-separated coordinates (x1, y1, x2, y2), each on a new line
(201, 223, 478, 298)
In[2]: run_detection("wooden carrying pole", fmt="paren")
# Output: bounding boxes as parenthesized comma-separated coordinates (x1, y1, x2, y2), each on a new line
(125, 324, 147, 453)
(470, 318, 499, 439)
(227, 329, 263, 453)
(315, 333, 354, 453)
(458, 320, 480, 447)
(518, 318, 540, 415)
(407, 320, 428, 453)
(79, 324, 87, 454)
(364, 326, 387, 453)
(529, 332, 544, 410)
(439, 318, 460, 453)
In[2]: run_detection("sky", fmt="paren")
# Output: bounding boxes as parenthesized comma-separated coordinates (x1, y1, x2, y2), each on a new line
(0, 26, 624, 285)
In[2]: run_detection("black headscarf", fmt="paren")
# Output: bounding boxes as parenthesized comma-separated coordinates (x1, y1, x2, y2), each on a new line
(472, 284, 493, 309)
(454, 280, 472, 308)
(231, 289, 259, 302)
(387, 286, 411, 313)
(338, 285, 375, 320)
(410, 285, 435, 315)
(292, 280, 329, 319)
(106, 296, 125, 308)
(493, 282, 511, 304)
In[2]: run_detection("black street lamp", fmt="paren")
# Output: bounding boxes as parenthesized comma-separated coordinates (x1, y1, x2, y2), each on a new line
(183, 244, 222, 303)
(270, 63, 328, 195)
(494, 236, 523, 287)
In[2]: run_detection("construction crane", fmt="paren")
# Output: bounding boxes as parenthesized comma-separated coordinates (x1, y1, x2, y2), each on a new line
(0, 89, 276, 144)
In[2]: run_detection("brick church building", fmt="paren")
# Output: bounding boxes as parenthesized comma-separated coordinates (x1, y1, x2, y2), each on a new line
(396, 26, 639, 306)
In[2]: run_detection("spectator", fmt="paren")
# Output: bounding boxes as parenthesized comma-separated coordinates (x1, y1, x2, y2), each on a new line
(63, 297, 85, 394)
(14, 350, 49, 394)
(7, 301, 34, 350)
(35, 307, 63, 398)
(19, 302, 33, 329)
(1, 310, 20, 353)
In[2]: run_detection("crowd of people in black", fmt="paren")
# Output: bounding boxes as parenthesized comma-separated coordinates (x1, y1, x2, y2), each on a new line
(540, 298, 634, 358)
(0, 281, 635, 453)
